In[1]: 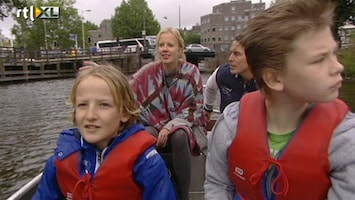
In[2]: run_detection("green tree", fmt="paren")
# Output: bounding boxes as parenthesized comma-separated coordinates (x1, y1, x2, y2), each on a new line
(10, 0, 97, 50)
(339, 32, 355, 77)
(184, 33, 201, 46)
(84, 20, 99, 47)
(334, 0, 355, 25)
(0, 0, 26, 20)
(333, 0, 355, 44)
(111, 0, 160, 39)
(85, 21, 98, 31)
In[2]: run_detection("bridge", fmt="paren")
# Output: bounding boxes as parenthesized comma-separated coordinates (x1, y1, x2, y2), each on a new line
(0, 47, 215, 84)
(185, 51, 215, 66)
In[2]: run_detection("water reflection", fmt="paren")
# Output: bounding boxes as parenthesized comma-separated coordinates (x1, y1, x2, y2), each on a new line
(0, 79, 73, 198)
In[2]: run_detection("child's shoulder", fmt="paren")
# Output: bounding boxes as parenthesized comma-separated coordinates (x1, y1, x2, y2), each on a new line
(55, 128, 82, 160)
(336, 111, 355, 134)
(218, 101, 241, 135)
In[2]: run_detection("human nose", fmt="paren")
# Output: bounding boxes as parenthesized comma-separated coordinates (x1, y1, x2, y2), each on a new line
(160, 44, 168, 51)
(85, 104, 98, 120)
(228, 53, 234, 63)
(331, 56, 344, 75)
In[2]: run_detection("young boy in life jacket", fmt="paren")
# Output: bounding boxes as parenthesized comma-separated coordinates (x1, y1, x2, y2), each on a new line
(205, 0, 355, 199)
(33, 64, 177, 200)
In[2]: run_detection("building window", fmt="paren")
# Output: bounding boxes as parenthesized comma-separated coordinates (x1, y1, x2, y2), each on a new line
(225, 16, 229, 21)
(220, 44, 230, 52)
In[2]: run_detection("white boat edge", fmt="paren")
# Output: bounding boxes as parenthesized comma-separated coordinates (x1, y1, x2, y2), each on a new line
(7, 172, 43, 200)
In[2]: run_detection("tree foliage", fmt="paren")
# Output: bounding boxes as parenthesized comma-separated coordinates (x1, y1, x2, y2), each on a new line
(10, 0, 97, 50)
(184, 32, 201, 46)
(111, 0, 160, 39)
(0, 0, 26, 20)
(333, 0, 355, 44)
(333, 0, 355, 26)
(339, 32, 355, 77)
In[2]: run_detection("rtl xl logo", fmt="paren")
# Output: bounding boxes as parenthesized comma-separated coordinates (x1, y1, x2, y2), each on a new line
(16, 6, 60, 21)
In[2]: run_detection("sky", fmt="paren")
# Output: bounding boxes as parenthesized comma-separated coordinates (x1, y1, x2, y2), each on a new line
(0, 0, 271, 39)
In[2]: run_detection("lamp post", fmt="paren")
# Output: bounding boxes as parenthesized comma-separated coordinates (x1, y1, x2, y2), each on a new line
(142, 9, 146, 50)
(179, 5, 181, 29)
(81, 9, 91, 52)
(43, 20, 48, 49)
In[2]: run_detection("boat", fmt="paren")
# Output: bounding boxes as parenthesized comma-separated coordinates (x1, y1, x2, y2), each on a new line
(6, 110, 220, 200)
(7, 173, 42, 200)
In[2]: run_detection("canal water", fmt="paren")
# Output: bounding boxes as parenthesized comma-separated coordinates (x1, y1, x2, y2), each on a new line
(0, 75, 355, 198)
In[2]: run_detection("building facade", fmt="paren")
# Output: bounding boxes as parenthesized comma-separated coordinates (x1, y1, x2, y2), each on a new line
(88, 19, 114, 47)
(0, 31, 12, 47)
(200, 0, 265, 52)
(339, 22, 355, 49)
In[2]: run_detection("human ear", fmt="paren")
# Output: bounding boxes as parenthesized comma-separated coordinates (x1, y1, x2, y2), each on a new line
(262, 68, 284, 92)
(120, 113, 129, 123)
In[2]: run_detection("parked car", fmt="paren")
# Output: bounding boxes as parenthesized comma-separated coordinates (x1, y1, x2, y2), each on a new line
(185, 44, 211, 52)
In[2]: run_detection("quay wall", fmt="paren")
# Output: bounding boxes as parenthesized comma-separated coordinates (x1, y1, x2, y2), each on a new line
(0, 53, 142, 84)
(0, 47, 224, 84)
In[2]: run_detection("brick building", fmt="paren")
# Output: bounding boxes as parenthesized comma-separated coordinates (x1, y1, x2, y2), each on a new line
(88, 19, 114, 47)
(200, 0, 265, 52)
(339, 22, 355, 49)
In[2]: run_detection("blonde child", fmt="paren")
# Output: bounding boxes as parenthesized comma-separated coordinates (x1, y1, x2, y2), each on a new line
(33, 64, 176, 200)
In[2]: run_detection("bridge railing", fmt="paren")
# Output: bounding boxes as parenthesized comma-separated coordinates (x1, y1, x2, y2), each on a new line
(0, 46, 131, 64)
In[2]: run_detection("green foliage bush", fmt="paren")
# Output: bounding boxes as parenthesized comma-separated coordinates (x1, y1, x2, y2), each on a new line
(339, 48, 355, 78)
(339, 32, 355, 78)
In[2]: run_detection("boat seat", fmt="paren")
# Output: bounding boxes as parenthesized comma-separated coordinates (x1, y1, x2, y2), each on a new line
(160, 152, 206, 193)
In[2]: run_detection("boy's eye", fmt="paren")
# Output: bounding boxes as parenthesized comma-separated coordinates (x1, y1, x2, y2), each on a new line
(313, 57, 325, 64)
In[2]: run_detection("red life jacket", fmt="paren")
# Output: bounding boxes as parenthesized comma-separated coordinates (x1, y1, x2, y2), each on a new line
(55, 130, 156, 200)
(228, 91, 348, 200)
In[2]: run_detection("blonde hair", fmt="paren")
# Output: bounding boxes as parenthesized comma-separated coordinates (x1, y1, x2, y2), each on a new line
(241, 0, 336, 93)
(155, 27, 186, 63)
(70, 64, 140, 129)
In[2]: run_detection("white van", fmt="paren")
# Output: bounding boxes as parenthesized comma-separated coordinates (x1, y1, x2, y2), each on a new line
(96, 40, 120, 54)
(119, 37, 156, 54)
(119, 38, 144, 53)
